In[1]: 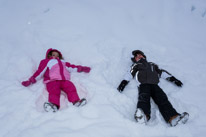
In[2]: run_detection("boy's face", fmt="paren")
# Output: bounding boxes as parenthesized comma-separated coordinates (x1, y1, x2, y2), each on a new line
(135, 54, 144, 61)
(51, 51, 59, 59)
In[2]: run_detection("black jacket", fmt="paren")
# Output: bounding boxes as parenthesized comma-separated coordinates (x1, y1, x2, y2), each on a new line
(130, 58, 170, 84)
(118, 58, 183, 92)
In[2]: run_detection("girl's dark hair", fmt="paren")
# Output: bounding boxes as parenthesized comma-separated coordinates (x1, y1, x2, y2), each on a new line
(47, 50, 64, 59)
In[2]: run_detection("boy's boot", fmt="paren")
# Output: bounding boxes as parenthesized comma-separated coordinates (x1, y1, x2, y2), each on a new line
(44, 102, 58, 112)
(169, 112, 189, 127)
(73, 98, 87, 107)
(134, 108, 149, 124)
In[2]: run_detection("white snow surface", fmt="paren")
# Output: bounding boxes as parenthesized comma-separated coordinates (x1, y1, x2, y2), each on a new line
(0, 0, 206, 137)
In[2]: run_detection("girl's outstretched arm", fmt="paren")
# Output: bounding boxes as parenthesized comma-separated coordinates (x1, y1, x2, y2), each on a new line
(22, 59, 49, 87)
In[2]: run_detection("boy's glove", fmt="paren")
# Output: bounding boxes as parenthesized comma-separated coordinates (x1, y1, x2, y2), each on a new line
(22, 77, 36, 87)
(77, 66, 91, 73)
(117, 80, 129, 92)
(166, 76, 183, 87)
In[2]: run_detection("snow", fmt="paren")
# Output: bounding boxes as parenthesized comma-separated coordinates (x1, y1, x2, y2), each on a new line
(0, 0, 206, 137)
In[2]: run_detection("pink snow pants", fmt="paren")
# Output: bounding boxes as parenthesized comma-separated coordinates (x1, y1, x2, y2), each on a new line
(46, 80, 80, 107)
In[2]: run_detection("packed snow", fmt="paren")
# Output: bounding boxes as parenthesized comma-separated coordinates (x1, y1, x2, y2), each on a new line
(0, 0, 206, 137)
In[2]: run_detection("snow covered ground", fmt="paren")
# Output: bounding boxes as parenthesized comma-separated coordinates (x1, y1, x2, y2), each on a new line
(0, 0, 206, 137)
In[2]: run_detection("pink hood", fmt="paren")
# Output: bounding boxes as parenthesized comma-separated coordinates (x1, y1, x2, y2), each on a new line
(46, 48, 63, 59)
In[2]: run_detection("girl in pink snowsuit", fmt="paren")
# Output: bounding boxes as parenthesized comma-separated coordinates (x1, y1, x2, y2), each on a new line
(22, 48, 91, 112)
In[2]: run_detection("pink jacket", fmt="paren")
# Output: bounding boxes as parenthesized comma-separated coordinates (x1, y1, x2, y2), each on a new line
(29, 48, 90, 84)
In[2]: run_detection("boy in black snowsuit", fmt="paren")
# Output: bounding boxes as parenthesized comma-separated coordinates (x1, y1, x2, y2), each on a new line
(117, 50, 189, 126)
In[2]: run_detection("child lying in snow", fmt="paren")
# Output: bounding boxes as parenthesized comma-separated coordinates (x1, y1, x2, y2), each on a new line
(117, 50, 189, 127)
(22, 48, 91, 112)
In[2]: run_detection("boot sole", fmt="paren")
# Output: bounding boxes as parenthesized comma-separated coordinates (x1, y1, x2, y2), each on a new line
(134, 108, 148, 124)
(171, 112, 189, 126)
(44, 102, 58, 112)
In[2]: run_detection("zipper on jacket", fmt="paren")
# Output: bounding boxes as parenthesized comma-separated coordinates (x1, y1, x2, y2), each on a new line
(57, 59, 66, 80)
(151, 65, 154, 72)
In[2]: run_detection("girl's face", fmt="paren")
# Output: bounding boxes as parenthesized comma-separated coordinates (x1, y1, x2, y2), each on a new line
(51, 51, 59, 59)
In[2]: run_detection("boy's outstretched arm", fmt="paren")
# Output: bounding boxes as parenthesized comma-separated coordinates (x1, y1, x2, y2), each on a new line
(117, 65, 134, 92)
(153, 63, 183, 87)
(166, 76, 183, 87)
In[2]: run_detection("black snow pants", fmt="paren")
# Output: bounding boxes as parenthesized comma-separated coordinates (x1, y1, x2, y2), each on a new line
(137, 84, 179, 122)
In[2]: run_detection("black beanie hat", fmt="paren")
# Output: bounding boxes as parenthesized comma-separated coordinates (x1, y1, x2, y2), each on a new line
(132, 50, 146, 59)
(131, 50, 146, 63)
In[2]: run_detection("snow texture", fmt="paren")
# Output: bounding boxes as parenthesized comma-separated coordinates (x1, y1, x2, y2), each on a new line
(0, 0, 206, 137)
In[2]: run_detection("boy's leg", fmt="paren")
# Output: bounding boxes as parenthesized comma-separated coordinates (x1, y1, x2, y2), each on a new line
(136, 84, 152, 118)
(46, 81, 61, 108)
(61, 80, 80, 103)
(151, 85, 179, 123)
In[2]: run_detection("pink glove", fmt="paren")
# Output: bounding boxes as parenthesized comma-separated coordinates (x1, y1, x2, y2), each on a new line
(82, 67, 91, 73)
(22, 80, 31, 87)
(77, 66, 91, 73)
(77, 66, 83, 72)
(22, 77, 36, 87)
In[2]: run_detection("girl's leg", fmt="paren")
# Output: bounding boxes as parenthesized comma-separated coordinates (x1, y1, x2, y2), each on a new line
(61, 80, 80, 103)
(46, 81, 61, 107)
